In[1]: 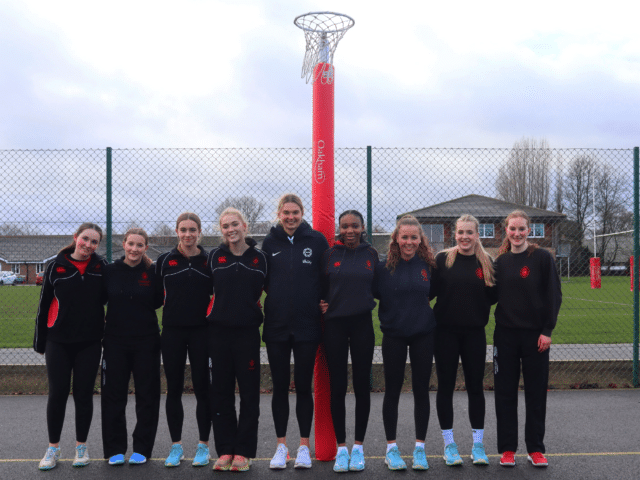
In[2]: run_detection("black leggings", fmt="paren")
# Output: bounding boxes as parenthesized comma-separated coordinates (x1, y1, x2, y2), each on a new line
(324, 313, 375, 444)
(161, 325, 210, 443)
(45, 340, 102, 444)
(266, 338, 318, 438)
(382, 333, 434, 442)
(434, 326, 486, 430)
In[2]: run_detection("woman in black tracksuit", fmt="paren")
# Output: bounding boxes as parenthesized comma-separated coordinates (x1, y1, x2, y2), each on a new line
(155, 212, 213, 467)
(101, 228, 163, 466)
(493, 210, 562, 468)
(430, 214, 495, 467)
(319, 210, 378, 472)
(374, 214, 437, 472)
(207, 208, 267, 472)
(261, 194, 329, 469)
(34, 222, 107, 471)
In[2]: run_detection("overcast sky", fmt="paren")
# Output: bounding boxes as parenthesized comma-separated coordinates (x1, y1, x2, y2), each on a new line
(1, 0, 638, 150)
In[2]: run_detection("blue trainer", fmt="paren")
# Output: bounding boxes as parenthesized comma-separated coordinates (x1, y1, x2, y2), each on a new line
(385, 446, 407, 470)
(129, 453, 147, 465)
(333, 449, 349, 472)
(108, 454, 125, 465)
(349, 449, 365, 471)
(412, 446, 429, 470)
(165, 444, 184, 467)
(192, 443, 210, 467)
(471, 443, 489, 465)
(443, 442, 464, 466)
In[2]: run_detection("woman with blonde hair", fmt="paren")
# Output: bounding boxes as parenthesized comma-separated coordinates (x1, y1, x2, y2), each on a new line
(430, 214, 495, 467)
(374, 214, 437, 471)
(493, 210, 561, 468)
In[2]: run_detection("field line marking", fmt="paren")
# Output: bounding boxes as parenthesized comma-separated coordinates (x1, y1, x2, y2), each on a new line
(563, 296, 631, 306)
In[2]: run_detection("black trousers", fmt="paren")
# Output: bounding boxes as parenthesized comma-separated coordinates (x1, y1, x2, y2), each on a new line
(208, 324, 261, 458)
(45, 340, 102, 444)
(324, 312, 375, 444)
(493, 326, 549, 453)
(161, 325, 210, 443)
(266, 338, 318, 439)
(382, 332, 434, 442)
(434, 325, 486, 430)
(101, 334, 161, 458)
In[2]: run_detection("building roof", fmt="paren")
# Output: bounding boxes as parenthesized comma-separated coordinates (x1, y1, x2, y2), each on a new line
(403, 194, 567, 223)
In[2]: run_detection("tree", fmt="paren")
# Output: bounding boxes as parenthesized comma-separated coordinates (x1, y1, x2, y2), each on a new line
(496, 137, 552, 209)
(0, 223, 42, 235)
(563, 154, 597, 240)
(595, 165, 632, 267)
(215, 196, 266, 233)
(151, 223, 174, 236)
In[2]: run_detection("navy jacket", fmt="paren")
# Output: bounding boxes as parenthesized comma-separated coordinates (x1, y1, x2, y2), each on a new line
(34, 250, 107, 353)
(155, 246, 212, 327)
(261, 222, 329, 343)
(206, 238, 267, 328)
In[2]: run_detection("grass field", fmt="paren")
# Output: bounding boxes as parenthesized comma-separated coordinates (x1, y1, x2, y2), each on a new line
(0, 276, 635, 348)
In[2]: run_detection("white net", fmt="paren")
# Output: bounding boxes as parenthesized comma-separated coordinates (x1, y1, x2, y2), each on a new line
(294, 11, 355, 84)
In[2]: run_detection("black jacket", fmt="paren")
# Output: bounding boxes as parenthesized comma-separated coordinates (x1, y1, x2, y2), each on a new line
(261, 222, 329, 343)
(103, 258, 163, 337)
(321, 241, 378, 320)
(34, 250, 107, 353)
(206, 238, 267, 328)
(155, 246, 212, 327)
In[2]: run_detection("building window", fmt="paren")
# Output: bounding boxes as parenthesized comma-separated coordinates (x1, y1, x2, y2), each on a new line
(530, 223, 544, 238)
(11, 265, 20, 274)
(478, 224, 494, 238)
(36, 263, 46, 274)
(421, 224, 444, 243)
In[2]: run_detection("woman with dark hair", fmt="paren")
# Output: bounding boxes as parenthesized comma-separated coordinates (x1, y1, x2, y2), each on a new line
(207, 208, 267, 472)
(319, 210, 378, 472)
(101, 228, 163, 466)
(262, 193, 329, 470)
(493, 210, 561, 468)
(156, 212, 213, 468)
(430, 214, 495, 467)
(374, 214, 437, 471)
(34, 223, 107, 470)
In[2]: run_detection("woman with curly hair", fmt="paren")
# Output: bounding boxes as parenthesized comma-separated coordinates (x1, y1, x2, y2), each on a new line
(374, 214, 437, 471)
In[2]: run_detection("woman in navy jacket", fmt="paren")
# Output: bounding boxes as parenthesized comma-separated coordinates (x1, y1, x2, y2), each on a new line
(319, 210, 378, 472)
(374, 214, 437, 471)
(155, 212, 213, 467)
(101, 228, 163, 466)
(261, 194, 329, 470)
(207, 208, 267, 472)
(34, 222, 107, 471)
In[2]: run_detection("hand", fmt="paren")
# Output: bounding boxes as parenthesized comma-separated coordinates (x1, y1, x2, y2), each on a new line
(538, 334, 552, 353)
(319, 300, 328, 314)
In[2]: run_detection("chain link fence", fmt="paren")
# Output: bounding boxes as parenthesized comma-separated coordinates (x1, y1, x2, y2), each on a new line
(0, 147, 637, 392)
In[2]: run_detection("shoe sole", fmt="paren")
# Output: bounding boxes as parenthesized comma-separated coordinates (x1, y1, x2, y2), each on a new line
(165, 455, 184, 467)
(349, 465, 364, 472)
(444, 457, 464, 466)
(129, 459, 147, 465)
(193, 460, 210, 467)
(527, 456, 548, 467)
(72, 461, 90, 467)
(294, 463, 312, 469)
(500, 461, 516, 467)
(384, 459, 407, 471)
(412, 464, 428, 470)
(39, 465, 56, 471)
(471, 456, 489, 465)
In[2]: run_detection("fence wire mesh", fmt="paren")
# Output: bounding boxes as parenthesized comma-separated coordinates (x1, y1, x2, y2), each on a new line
(0, 147, 637, 392)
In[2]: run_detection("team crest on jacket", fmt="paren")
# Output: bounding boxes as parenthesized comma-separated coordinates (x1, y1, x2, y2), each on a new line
(94, 263, 101, 271)
(248, 359, 256, 371)
(365, 260, 372, 271)
(334, 261, 341, 267)
(476, 267, 484, 280)
(219, 256, 227, 264)
(252, 257, 259, 265)
(421, 269, 428, 281)
(168, 260, 178, 266)
(303, 248, 312, 257)
(56, 267, 66, 273)
(141, 272, 148, 280)
(520, 266, 530, 279)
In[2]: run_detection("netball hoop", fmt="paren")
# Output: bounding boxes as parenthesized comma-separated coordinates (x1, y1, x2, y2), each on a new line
(295, 11, 354, 462)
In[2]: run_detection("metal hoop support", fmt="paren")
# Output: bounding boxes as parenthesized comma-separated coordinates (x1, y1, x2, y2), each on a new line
(294, 11, 355, 84)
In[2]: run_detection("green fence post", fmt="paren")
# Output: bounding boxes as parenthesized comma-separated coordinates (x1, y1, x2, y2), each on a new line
(106, 147, 113, 263)
(367, 146, 372, 240)
(633, 147, 639, 387)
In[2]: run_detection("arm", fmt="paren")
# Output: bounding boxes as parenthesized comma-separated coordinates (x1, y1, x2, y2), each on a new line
(33, 263, 55, 353)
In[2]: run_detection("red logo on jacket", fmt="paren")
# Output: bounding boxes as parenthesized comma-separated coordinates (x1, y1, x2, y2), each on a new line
(56, 267, 66, 273)
(252, 257, 259, 265)
(249, 359, 255, 371)
(365, 260, 372, 271)
(334, 261, 341, 267)
(168, 260, 178, 267)
(219, 256, 227, 264)
(520, 266, 530, 279)
(421, 269, 428, 281)
(476, 267, 484, 280)
(141, 272, 148, 280)
(94, 263, 101, 271)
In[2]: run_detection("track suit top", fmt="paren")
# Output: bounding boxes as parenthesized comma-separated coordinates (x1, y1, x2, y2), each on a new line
(206, 238, 267, 328)
(155, 246, 212, 327)
(430, 252, 495, 328)
(321, 240, 378, 320)
(494, 247, 562, 337)
(261, 221, 330, 343)
(103, 258, 163, 337)
(374, 255, 437, 339)
(34, 250, 107, 353)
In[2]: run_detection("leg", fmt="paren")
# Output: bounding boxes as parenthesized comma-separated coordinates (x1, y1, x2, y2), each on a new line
(266, 340, 293, 440)
(131, 335, 161, 458)
(521, 330, 549, 454)
(493, 327, 521, 453)
(408, 333, 435, 442)
(381, 335, 407, 442)
(71, 340, 102, 443)
(101, 337, 132, 458)
(348, 313, 375, 444)
(161, 327, 188, 443)
(233, 327, 261, 458)
(434, 327, 460, 431)
(45, 341, 73, 444)
(291, 341, 319, 441)
(186, 326, 211, 443)
(459, 327, 487, 430)
(323, 319, 349, 445)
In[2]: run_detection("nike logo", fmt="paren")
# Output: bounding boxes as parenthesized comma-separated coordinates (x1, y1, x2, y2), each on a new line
(272, 252, 281, 256)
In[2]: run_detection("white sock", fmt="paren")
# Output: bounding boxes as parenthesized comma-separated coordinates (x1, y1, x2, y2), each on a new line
(337, 446, 348, 455)
(351, 444, 363, 455)
(386, 443, 397, 453)
(472, 429, 484, 444)
(415, 442, 425, 449)
(442, 429, 454, 446)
